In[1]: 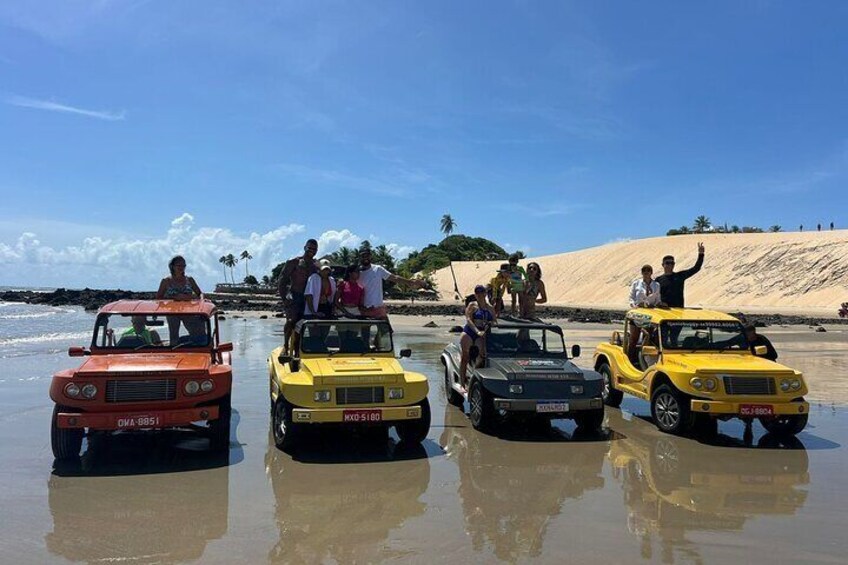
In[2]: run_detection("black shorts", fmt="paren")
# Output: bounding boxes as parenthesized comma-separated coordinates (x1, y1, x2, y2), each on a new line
(286, 292, 306, 321)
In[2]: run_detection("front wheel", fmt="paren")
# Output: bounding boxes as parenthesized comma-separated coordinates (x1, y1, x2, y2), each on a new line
(598, 363, 623, 408)
(395, 398, 431, 444)
(651, 384, 694, 435)
(469, 380, 498, 432)
(272, 397, 298, 451)
(209, 394, 232, 451)
(759, 413, 808, 436)
(574, 406, 605, 431)
(445, 366, 464, 408)
(51, 405, 84, 460)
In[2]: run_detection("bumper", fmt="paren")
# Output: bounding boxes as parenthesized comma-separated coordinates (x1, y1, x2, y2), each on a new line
(492, 397, 603, 413)
(689, 399, 809, 417)
(56, 406, 220, 430)
(292, 405, 422, 424)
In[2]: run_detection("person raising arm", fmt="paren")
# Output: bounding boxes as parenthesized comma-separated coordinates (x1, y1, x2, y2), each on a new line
(655, 242, 705, 308)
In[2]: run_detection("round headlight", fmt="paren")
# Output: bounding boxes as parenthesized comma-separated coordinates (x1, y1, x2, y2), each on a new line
(704, 378, 716, 391)
(65, 383, 80, 398)
(81, 384, 97, 399)
(790, 379, 801, 391)
(780, 380, 791, 392)
(691, 378, 703, 390)
(184, 380, 200, 395)
(200, 380, 213, 393)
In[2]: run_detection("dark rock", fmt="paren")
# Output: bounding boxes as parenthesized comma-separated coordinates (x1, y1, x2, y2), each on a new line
(218, 316, 226, 321)
(815, 326, 827, 332)
(423, 321, 438, 328)
(449, 326, 463, 333)
(260, 315, 268, 319)
(274, 312, 285, 318)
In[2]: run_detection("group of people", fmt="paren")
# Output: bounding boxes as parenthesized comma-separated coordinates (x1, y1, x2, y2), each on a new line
(276, 239, 427, 355)
(487, 253, 547, 318)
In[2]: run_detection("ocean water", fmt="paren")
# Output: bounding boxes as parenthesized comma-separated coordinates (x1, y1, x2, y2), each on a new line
(0, 302, 93, 360)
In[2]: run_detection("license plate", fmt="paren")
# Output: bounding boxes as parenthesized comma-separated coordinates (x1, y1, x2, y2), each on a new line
(116, 415, 161, 428)
(740, 404, 774, 416)
(343, 409, 382, 423)
(536, 402, 568, 413)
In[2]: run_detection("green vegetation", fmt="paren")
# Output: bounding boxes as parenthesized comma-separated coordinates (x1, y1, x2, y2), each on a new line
(397, 235, 507, 277)
(243, 275, 258, 285)
(667, 216, 768, 236)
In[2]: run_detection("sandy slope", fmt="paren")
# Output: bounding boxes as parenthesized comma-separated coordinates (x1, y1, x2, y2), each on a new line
(430, 231, 848, 316)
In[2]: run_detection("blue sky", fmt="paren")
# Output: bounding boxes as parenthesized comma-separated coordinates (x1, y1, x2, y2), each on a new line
(1, 1, 847, 289)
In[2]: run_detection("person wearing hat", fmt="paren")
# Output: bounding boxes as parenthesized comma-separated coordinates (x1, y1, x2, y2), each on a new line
(489, 263, 511, 317)
(459, 285, 497, 389)
(304, 258, 337, 319)
(745, 324, 778, 361)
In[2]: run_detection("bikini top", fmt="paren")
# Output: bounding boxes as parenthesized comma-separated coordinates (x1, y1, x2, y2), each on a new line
(164, 278, 194, 298)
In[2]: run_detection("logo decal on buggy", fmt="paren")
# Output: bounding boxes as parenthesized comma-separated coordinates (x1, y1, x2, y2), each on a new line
(516, 360, 559, 367)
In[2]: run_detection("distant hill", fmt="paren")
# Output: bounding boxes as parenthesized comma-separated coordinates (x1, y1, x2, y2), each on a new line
(398, 235, 508, 276)
(429, 231, 848, 316)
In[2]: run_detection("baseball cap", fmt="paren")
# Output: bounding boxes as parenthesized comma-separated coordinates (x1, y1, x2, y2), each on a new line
(319, 259, 332, 271)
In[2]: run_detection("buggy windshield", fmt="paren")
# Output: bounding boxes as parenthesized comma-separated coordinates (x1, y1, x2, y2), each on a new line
(299, 321, 394, 354)
(93, 313, 211, 350)
(486, 327, 565, 357)
(661, 320, 748, 351)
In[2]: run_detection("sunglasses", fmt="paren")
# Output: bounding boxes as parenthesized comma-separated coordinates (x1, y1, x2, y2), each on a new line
(663, 261, 675, 265)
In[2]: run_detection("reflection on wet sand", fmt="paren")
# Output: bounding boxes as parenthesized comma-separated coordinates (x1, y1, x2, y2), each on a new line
(47, 431, 230, 564)
(606, 410, 809, 563)
(440, 408, 606, 561)
(265, 434, 431, 564)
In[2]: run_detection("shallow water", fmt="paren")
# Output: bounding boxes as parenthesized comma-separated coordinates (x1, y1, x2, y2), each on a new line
(0, 305, 846, 563)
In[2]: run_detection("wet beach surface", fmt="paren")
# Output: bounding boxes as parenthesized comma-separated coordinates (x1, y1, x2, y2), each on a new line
(1, 306, 846, 563)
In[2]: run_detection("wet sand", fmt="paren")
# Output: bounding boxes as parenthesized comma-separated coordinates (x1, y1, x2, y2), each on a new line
(1, 315, 847, 563)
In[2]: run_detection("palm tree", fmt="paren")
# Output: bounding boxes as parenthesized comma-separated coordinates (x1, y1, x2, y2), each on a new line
(769, 225, 782, 232)
(677, 225, 691, 234)
(240, 250, 253, 278)
(693, 215, 711, 233)
(224, 254, 238, 284)
(218, 256, 228, 283)
(440, 214, 457, 236)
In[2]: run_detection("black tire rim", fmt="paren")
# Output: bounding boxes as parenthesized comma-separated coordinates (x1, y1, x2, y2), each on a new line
(274, 402, 286, 444)
(601, 368, 611, 401)
(470, 385, 482, 425)
(654, 392, 680, 430)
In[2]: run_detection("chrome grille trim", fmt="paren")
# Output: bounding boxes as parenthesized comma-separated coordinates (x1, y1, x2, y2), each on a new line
(336, 386, 385, 405)
(106, 379, 177, 403)
(722, 376, 775, 396)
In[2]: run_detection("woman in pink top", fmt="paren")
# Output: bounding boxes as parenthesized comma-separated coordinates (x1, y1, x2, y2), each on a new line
(336, 265, 365, 317)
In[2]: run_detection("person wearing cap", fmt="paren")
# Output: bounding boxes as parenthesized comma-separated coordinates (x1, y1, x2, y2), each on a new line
(489, 263, 511, 317)
(627, 264, 662, 364)
(745, 324, 778, 361)
(655, 242, 705, 308)
(459, 285, 497, 389)
(336, 264, 365, 317)
(358, 247, 426, 319)
(304, 259, 337, 319)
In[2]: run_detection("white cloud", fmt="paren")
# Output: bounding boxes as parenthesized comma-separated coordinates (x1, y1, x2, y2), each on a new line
(0, 214, 415, 290)
(6, 95, 126, 121)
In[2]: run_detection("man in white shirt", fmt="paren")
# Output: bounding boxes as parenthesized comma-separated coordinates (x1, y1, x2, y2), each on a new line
(628, 264, 661, 365)
(358, 248, 426, 318)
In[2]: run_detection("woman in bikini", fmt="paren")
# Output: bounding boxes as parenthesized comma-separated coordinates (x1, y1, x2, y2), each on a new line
(156, 256, 203, 345)
(520, 262, 547, 320)
(459, 285, 497, 389)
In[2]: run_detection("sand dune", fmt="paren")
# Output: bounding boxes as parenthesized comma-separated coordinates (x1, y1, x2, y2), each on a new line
(430, 231, 848, 316)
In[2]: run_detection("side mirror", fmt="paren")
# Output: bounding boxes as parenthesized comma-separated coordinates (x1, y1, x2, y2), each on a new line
(642, 346, 658, 357)
(571, 344, 581, 358)
(68, 346, 89, 357)
(753, 345, 768, 356)
(290, 358, 301, 372)
(218, 342, 234, 353)
(399, 348, 412, 358)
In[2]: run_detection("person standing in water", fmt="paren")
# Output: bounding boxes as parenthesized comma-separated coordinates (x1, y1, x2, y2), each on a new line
(278, 239, 319, 355)
(655, 243, 705, 308)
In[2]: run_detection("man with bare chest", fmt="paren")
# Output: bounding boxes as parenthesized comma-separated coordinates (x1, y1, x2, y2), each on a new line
(278, 239, 319, 354)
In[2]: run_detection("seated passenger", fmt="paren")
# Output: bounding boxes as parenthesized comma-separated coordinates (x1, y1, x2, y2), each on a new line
(118, 316, 162, 347)
(459, 285, 497, 389)
(304, 259, 337, 319)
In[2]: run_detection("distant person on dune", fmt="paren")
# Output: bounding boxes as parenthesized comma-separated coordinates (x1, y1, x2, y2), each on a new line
(655, 243, 705, 308)
(278, 239, 319, 355)
(521, 262, 547, 319)
(745, 324, 778, 362)
(818, 223, 822, 232)
(489, 264, 511, 317)
(831, 222, 835, 230)
(506, 254, 527, 316)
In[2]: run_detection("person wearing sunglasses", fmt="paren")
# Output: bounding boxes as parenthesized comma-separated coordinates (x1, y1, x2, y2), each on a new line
(521, 262, 547, 320)
(655, 242, 705, 308)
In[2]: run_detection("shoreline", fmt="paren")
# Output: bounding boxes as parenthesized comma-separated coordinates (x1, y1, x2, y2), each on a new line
(2, 287, 847, 328)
